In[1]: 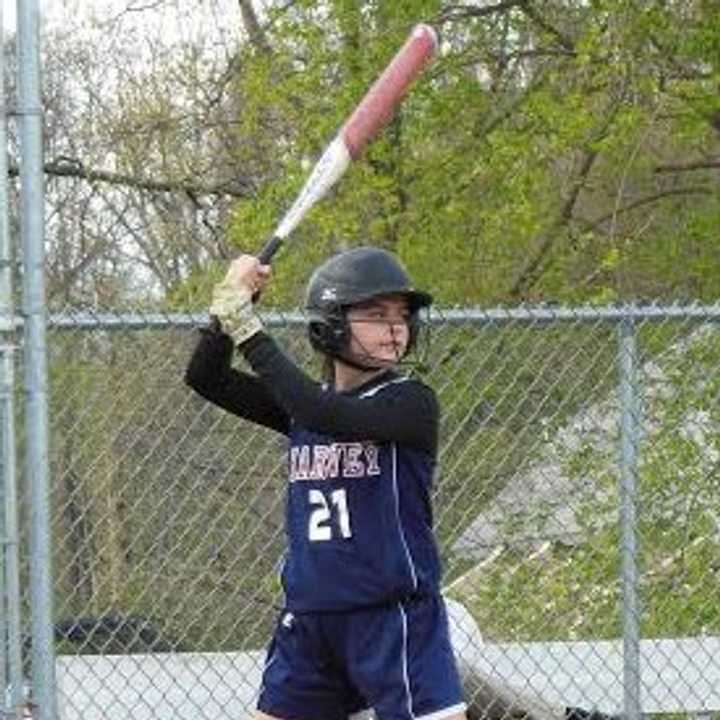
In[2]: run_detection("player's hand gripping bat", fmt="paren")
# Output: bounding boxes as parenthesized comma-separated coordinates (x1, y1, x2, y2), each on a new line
(256, 23, 439, 265)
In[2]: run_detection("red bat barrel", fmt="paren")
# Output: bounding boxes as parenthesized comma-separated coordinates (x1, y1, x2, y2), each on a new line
(341, 24, 438, 159)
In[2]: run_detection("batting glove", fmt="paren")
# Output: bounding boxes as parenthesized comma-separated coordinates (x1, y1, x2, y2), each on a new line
(209, 277, 263, 347)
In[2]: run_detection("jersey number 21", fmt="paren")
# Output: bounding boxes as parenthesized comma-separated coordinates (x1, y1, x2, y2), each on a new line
(308, 488, 352, 541)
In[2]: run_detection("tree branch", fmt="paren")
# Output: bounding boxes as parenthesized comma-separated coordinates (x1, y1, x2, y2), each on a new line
(655, 159, 720, 173)
(8, 158, 255, 199)
(508, 97, 627, 298)
(475, 69, 549, 138)
(579, 186, 715, 234)
(238, 0, 271, 54)
(509, 147, 598, 298)
(435, 1, 524, 23)
(517, 0, 575, 53)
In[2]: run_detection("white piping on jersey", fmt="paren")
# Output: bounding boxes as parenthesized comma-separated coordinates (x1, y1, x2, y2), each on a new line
(258, 650, 277, 697)
(414, 703, 467, 720)
(358, 376, 410, 399)
(392, 444, 419, 592)
(397, 602, 415, 720)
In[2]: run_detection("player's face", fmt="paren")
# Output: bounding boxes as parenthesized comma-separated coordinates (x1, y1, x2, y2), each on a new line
(345, 294, 412, 366)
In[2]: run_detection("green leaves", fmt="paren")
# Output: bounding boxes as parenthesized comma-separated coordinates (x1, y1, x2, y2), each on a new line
(200, 0, 720, 308)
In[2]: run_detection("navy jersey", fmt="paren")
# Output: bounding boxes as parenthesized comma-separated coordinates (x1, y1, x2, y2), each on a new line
(185, 330, 444, 613)
(282, 379, 442, 612)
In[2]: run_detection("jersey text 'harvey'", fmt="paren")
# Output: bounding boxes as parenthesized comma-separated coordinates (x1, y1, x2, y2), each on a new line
(290, 442, 381, 481)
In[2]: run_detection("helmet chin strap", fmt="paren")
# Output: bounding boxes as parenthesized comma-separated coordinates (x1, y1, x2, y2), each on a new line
(338, 351, 397, 372)
(336, 353, 387, 372)
(336, 330, 406, 372)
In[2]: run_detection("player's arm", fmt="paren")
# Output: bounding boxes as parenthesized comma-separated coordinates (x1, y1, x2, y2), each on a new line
(240, 333, 438, 455)
(184, 324, 291, 435)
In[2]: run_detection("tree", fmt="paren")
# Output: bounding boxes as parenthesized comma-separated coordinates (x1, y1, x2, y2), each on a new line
(10, 0, 718, 308)
(208, 0, 720, 305)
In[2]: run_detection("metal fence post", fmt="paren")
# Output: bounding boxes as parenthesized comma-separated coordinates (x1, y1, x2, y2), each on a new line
(16, 1, 57, 718)
(0, 5, 26, 717)
(618, 312, 641, 720)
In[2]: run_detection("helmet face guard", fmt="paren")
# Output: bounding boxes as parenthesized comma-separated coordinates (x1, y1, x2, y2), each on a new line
(305, 247, 432, 364)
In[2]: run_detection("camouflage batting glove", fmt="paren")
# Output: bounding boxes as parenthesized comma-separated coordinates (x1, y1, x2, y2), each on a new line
(209, 277, 263, 346)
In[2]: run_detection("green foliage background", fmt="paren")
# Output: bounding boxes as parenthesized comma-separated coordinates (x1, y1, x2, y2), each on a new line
(447, 320, 720, 641)
(165, 0, 720, 310)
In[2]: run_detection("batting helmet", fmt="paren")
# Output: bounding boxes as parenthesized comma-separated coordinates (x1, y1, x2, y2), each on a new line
(305, 246, 432, 360)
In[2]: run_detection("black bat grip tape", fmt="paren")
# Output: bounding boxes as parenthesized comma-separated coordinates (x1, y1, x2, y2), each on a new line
(257, 235, 283, 264)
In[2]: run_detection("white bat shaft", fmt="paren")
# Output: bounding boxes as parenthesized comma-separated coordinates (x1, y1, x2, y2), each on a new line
(275, 137, 351, 239)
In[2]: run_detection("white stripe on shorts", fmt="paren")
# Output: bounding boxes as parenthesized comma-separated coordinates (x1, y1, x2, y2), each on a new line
(349, 703, 466, 720)
(397, 602, 414, 719)
(414, 702, 467, 720)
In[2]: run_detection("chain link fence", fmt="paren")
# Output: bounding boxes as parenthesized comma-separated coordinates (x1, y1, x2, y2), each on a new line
(7, 304, 720, 719)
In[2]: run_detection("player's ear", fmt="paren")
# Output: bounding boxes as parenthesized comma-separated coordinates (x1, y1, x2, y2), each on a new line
(308, 313, 349, 356)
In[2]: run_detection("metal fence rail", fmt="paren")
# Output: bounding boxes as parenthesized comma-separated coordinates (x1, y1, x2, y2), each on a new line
(4, 303, 719, 719)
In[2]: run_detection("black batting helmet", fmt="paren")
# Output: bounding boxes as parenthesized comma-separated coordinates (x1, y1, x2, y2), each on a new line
(305, 246, 432, 359)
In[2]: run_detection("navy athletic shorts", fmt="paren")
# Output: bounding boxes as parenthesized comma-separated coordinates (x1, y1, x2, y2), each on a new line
(257, 594, 466, 720)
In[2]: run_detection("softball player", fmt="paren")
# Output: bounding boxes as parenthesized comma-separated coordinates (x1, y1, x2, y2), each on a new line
(185, 246, 466, 720)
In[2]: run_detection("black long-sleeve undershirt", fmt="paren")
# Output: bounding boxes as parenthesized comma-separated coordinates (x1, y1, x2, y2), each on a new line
(184, 327, 290, 434)
(184, 327, 438, 456)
